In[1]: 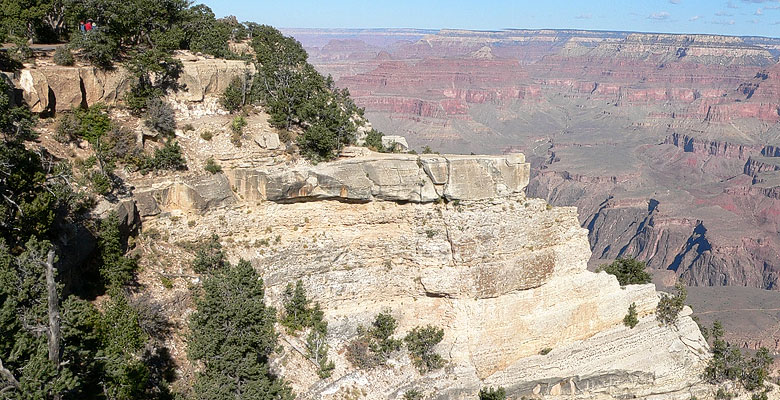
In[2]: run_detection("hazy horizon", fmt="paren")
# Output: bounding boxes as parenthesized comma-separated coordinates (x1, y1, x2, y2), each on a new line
(201, 0, 780, 39)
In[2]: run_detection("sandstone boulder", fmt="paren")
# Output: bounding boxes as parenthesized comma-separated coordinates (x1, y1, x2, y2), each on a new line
(381, 135, 409, 151)
(173, 58, 255, 103)
(254, 131, 281, 150)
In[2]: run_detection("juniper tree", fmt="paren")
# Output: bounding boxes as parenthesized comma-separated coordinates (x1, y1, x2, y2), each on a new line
(597, 257, 651, 286)
(188, 259, 292, 400)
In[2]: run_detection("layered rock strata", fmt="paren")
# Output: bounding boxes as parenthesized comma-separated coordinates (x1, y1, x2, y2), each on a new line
(136, 152, 710, 399)
(229, 152, 530, 203)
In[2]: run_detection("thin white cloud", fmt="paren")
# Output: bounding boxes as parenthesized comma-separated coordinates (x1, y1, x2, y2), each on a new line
(708, 19, 737, 24)
(715, 11, 734, 16)
(669, 0, 681, 3)
(575, 13, 593, 19)
(648, 11, 671, 20)
(727, 1, 739, 8)
(755, 8, 764, 14)
(689, 15, 702, 21)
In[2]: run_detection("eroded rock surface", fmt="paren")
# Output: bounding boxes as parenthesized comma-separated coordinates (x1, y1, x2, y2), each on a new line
(15, 52, 254, 112)
(134, 150, 710, 399)
(229, 152, 529, 203)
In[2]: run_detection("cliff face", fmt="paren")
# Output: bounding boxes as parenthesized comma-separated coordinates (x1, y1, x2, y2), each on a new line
(13, 53, 254, 113)
(128, 138, 710, 398)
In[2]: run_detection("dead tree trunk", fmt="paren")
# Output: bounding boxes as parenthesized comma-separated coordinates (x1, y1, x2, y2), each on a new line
(43, 248, 62, 400)
(44, 249, 60, 365)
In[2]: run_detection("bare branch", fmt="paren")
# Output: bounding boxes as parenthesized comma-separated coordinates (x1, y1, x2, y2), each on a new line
(0, 357, 20, 390)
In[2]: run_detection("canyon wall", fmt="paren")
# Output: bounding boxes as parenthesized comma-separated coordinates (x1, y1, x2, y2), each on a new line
(132, 146, 710, 399)
(291, 28, 780, 296)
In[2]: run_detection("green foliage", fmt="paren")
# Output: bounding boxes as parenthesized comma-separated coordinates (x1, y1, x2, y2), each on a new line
(751, 390, 769, 400)
(0, 239, 76, 398)
(100, 290, 151, 400)
(53, 46, 74, 66)
(0, 50, 23, 71)
(278, 281, 334, 378)
(597, 257, 651, 286)
(0, 147, 54, 241)
(231, 115, 247, 135)
(0, 74, 172, 399)
(704, 320, 773, 392)
(204, 158, 222, 174)
(743, 348, 773, 391)
(0, 77, 35, 141)
(8, 36, 33, 63)
(140, 141, 187, 174)
(57, 104, 112, 145)
(67, 0, 189, 50)
(623, 302, 639, 328)
(231, 115, 247, 146)
(200, 130, 213, 141)
(479, 387, 507, 400)
(306, 304, 335, 378)
(368, 311, 403, 360)
(0, 87, 58, 243)
(192, 234, 226, 274)
(297, 123, 338, 161)
(281, 280, 311, 332)
(0, 0, 52, 41)
(221, 76, 246, 113)
(403, 389, 423, 400)
(364, 129, 384, 152)
(98, 213, 137, 288)
(346, 310, 403, 370)
(181, 5, 232, 58)
(143, 98, 176, 136)
(123, 49, 182, 114)
(250, 25, 359, 160)
(73, 30, 120, 69)
(188, 259, 293, 400)
(715, 388, 733, 399)
(88, 170, 112, 195)
(1, 238, 169, 399)
(404, 325, 445, 373)
(656, 282, 687, 326)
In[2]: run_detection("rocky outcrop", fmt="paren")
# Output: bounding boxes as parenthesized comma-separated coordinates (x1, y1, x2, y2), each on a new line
(171, 55, 255, 103)
(135, 173, 235, 215)
(133, 148, 711, 398)
(14, 53, 254, 113)
(228, 152, 530, 203)
(18, 66, 131, 113)
(147, 188, 709, 399)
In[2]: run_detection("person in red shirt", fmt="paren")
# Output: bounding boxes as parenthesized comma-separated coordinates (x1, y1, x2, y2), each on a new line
(85, 20, 92, 31)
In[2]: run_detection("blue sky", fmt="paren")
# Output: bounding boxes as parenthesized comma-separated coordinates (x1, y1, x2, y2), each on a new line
(201, 0, 780, 37)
